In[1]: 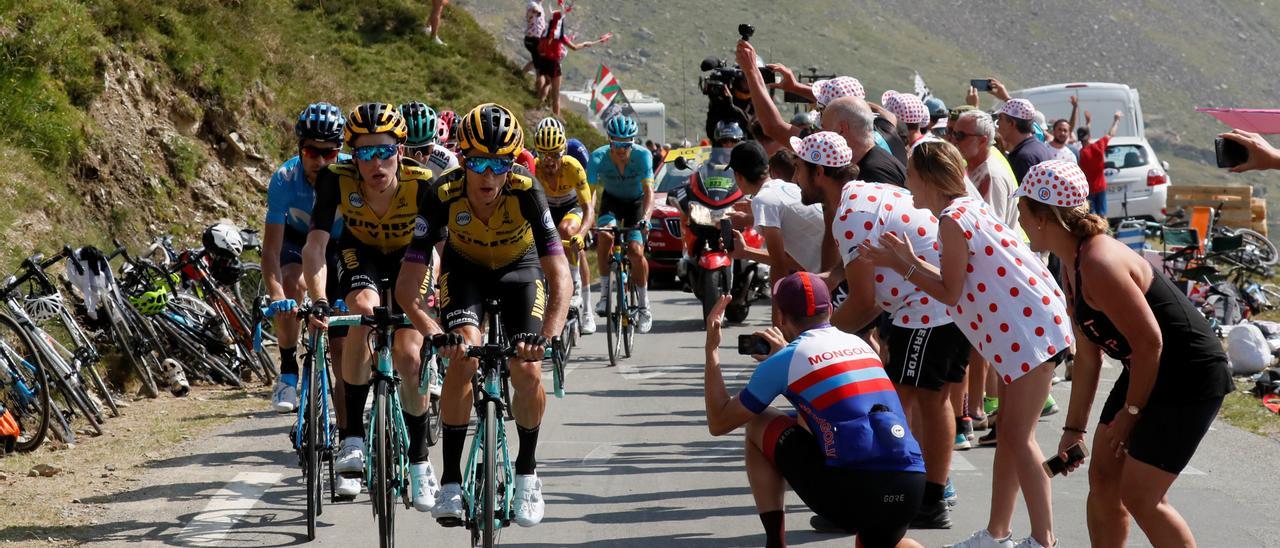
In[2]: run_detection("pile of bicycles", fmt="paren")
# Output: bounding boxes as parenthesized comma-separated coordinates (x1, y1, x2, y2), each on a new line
(0, 225, 277, 455)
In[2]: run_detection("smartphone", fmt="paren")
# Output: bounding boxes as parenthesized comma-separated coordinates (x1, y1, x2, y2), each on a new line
(1216, 136, 1249, 168)
(1043, 441, 1088, 477)
(737, 334, 771, 355)
(970, 79, 992, 92)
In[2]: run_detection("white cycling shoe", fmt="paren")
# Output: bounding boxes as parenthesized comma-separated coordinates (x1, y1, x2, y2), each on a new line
(271, 380, 297, 413)
(432, 483, 465, 525)
(580, 312, 597, 335)
(334, 437, 366, 474)
(335, 474, 361, 498)
(637, 308, 653, 334)
(946, 529, 1016, 548)
(410, 462, 440, 512)
(513, 473, 545, 527)
(162, 358, 190, 397)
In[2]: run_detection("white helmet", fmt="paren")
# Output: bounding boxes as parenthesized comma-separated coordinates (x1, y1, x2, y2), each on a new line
(23, 293, 64, 324)
(535, 116, 565, 133)
(202, 223, 244, 258)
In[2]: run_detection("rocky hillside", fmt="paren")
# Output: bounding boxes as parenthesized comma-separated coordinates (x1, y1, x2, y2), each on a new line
(0, 0, 600, 263)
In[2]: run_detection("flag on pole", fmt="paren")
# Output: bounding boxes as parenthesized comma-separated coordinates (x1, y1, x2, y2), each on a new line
(590, 64, 622, 118)
(913, 71, 933, 101)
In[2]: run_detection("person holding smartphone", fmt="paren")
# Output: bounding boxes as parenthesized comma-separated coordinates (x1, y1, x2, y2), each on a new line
(1016, 160, 1231, 547)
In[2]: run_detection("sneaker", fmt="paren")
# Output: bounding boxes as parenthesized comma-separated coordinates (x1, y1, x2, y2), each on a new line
(957, 416, 975, 446)
(970, 414, 989, 431)
(1013, 536, 1055, 548)
(513, 473, 545, 527)
(271, 379, 297, 413)
(809, 514, 856, 534)
(946, 529, 1016, 548)
(595, 296, 608, 317)
(1041, 395, 1060, 417)
(162, 359, 190, 397)
(1051, 375, 1064, 386)
(955, 433, 972, 450)
(978, 426, 998, 447)
(943, 477, 957, 508)
(334, 437, 366, 474)
(433, 483, 464, 525)
(335, 474, 361, 498)
(637, 308, 653, 334)
(432, 36, 446, 46)
(581, 312, 597, 335)
(984, 396, 999, 416)
(910, 499, 952, 529)
(410, 462, 440, 512)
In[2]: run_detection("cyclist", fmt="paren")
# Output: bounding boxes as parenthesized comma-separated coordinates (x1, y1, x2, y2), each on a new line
(399, 102, 459, 175)
(587, 114, 655, 333)
(566, 136, 590, 168)
(532, 116, 597, 334)
(303, 102, 445, 513)
(421, 103, 571, 528)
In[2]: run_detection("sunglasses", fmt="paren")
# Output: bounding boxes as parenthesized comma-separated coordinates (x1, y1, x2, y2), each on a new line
(540, 151, 563, 160)
(948, 130, 980, 141)
(609, 140, 633, 149)
(301, 145, 341, 161)
(406, 144, 432, 157)
(353, 144, 399, 161)
(465, 156, 515, 175)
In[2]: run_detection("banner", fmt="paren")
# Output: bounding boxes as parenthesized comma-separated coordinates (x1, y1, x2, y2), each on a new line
(590, 64, 637, 123)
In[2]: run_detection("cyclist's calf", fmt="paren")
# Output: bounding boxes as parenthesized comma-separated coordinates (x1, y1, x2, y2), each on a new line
(440, 325, 483, 425)
(340, 288, 381, 385)
(392, 328, 427, 415)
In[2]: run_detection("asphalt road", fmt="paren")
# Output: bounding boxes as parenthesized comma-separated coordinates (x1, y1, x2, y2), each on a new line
(86, 288, 1280, 547)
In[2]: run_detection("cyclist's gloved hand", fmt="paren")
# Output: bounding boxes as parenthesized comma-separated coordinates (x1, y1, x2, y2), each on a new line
(432, 332, 468, 362)
(512, 332, 548, 362)
(268, 299, 298, 316)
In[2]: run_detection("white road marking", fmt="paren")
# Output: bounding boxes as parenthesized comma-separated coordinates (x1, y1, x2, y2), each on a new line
(175, 471, 282, 546)
(950, 453, 977, 472)
(1181, 465, 1205, 476)
(581, 443, 620, 466)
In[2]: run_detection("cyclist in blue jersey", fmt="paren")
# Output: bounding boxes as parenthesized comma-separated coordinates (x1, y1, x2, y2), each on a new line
(263, 102, 359, 497)
(586, 114, 656, 333)
(702, 272, 926, 548)
(565, 137, 590, 168)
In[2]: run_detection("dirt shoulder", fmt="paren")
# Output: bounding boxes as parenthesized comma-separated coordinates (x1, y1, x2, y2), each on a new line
(0, 385, 269, 547)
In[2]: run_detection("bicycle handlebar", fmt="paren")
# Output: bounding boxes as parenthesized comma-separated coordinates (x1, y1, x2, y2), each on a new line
(590, 224, 650, 233)
(326, 312, 412, 328)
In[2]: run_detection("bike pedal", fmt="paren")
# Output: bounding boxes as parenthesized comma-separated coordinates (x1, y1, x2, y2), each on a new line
(437, 516, 463, 528)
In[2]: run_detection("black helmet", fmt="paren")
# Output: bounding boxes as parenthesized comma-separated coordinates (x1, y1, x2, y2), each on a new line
(295, 102, 345, 143)
(457, 103, 524, 157)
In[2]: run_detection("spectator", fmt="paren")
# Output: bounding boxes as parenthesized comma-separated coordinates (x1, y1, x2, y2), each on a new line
(1017, 160, 1230, 548)
(883, 91, 936, 153)
(701, 274, 926, 548)
(787, 131, 860, 281)
(951, 110, 1018, 229)
(727, 141, 825, 275)
(1046, 96, 1082, 163)
(424, 0, 447, 46)
(769, 148, 798, 182)
(534, 8, 611, 116)
(791, 110, 816, 135)
(521, 0, 546, 75)
(1077, 111, 1124, 217)
(750, 120, 783, 157)
(925, 97, 948, 138)
(821, 97, 907, 187)
(997, 98, 1056, 183)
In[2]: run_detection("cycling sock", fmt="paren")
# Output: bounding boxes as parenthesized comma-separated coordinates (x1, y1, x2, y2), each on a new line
(637, 285, 649, 308)
(924, 480, 945, 505)
(759, 510, 785, 548)
(515, 424, 540, 475)
(279, 347, 298, 378)
(570, 265, 582, 293)
(340, 382, 371, 439)
(581, 267, 593, 306)
(441, 423, 468, 485)
(403, 410, 429, 463)
(599, 275, 610, 296)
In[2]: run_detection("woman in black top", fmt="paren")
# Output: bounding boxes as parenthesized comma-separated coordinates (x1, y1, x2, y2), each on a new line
(1014, 160, 1231, 547)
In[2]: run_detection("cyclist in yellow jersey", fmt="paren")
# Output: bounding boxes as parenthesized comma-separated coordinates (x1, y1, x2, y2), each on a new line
(303, 102, 447, 514)
(423, 104, 571, 529)
(532, 116, 597, 334)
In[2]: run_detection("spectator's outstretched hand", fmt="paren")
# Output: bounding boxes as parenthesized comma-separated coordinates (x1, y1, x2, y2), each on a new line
(1113, 111, 1124, 121)
(1069, 95, 1079, 108)
(767, 63, 796, 90)
(988, 78, 1011, 101)
(735, 40, 758, 75)
(705, 294, 733, 352)
(598, 32, 612, 43)
(1220, 129, 1280, 173)
(965, 85, 979, 107)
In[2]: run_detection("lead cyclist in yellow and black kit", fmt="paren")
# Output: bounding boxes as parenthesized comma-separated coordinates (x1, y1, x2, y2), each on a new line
(302, 103, 447, 514)
(422, 104, 571, 529)
(531, 116, 597, 334)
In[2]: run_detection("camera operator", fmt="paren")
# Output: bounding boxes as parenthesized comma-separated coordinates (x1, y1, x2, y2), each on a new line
(701, 273, 925, 548)
(702, 60, 754, 142)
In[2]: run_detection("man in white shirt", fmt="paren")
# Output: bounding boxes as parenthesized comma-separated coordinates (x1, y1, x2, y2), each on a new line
(521, 0, 546, 75)
(950, 110, 1018, 229)
(726, 142, 825, 276)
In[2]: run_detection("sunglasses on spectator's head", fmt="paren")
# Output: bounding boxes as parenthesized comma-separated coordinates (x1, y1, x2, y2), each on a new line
(465, 156, 515, 175)
(353, 144, 399, 161)
(301, 145, 341, 161)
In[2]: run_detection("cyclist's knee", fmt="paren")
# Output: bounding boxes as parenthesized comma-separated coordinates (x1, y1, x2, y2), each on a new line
(627, 242, 645, 257)
(508, 359, 542, 388)
(344, 289, 379, 314)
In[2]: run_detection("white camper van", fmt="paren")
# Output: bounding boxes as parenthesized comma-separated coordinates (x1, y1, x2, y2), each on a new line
(560, 88, 666, 145)
(1009, 82, 1144, 139)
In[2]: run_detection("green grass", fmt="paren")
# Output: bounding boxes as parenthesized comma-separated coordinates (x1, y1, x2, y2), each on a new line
(1218, 379, 1280, 440)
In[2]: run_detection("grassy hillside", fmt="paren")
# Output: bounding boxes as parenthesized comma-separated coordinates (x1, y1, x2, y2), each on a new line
(0, 0, 601, 262)
(465, 0, 1280, 234)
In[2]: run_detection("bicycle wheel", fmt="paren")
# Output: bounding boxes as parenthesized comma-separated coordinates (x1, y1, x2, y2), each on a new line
(1236, 228, 1279, 266)
(304, 354, 322, 540)
(482, 399, 498, 548)
(605, 275, 620, 368)
(106, 297, 159, 398)
(81, 358, 120, 418)
(374, 382, 396, 548)
(0, 312, 49, 452)
(623, 282, 636, 359)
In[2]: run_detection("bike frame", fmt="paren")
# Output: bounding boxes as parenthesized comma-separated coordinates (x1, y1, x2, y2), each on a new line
(463, 299, 515, 534)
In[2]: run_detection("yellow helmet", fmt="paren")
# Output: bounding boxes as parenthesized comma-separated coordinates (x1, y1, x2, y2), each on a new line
(344, 103, 408, 146)
(457, 103, 524, 157)
(532, 117, 567, 154)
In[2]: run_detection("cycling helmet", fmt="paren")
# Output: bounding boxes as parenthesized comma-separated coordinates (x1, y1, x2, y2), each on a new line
(399, 102, 439, 146)
(294, 102, 345, 143)
(457, 103, 524, 157)
(202, 223, 245, 258)
(566, 138, 589, 166)
(605, 114, 638, 140)
(715, 121, 745, 142)
(532, 117, 568, 154)
(128, 283, 171, 316)
(438, 110, 458, 141)
(209, 255, 244, 286)
(343, 102, 408, 146)
(22, 293, 63, 324)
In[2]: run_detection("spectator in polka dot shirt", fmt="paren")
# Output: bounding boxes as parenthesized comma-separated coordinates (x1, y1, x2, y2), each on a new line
(861, 141, 1071, 548)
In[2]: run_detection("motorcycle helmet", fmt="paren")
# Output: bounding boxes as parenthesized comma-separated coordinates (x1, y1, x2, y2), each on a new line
(202, 223, 245, 258)
(714, 121, 745, 143)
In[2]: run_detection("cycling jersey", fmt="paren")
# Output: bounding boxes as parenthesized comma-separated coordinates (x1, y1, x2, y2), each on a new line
(566, 138, 589, 168)
(309, 159, 435, 262)
(420, 165, 564, 271)
(586, 144, 653, 201)
(740, 325, 925, 473)
(424, 145, 459, 176)
(265, 155, 348, 243)
(534, 155, 591, 208)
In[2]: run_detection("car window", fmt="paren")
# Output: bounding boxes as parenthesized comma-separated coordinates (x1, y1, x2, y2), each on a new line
(655, 164, 694, 193)
(1104, 144, 1148, 170)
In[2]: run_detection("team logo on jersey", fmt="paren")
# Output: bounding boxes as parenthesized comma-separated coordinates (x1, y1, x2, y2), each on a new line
(413, 216, 429, 237)
(348, 192, 364, 208)
(541, 210, 555, 230)
(456, 211, 472, 226)
(891, 424, 906, 439)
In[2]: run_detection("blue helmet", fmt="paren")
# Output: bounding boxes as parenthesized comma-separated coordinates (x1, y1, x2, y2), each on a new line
(566, 138, 589, 166)
(605, 115, 638, 140)
(295, 102, 345, 143)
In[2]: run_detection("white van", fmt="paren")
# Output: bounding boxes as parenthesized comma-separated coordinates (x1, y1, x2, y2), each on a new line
(1008, 82, 1144, 139)
(559, 87, 667, 145)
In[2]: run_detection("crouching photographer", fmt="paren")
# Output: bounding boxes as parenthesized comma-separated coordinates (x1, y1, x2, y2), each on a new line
(701, 24, 775, 141)
(701, 272, 926, 548)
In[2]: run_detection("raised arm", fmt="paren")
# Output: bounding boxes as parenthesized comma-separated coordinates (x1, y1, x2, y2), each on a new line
(736, 40, 799, 143)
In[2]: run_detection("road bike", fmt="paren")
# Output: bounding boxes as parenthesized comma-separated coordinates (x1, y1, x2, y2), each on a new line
(591, 225, 646, 367)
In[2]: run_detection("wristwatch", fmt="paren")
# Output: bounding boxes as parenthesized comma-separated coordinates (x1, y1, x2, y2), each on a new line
(1125, 404, 1142, 416)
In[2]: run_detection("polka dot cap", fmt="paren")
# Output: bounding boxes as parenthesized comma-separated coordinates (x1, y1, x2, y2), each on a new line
(789, 131, 853, 168)
(815, 77, 866, 107)
(881, 90, 899, 106)
(832, 181, 951, 329)
(1014, 160, 1090, 209)
(940, 196, 1072, 384)
(886, 93, 929, 125)
(1000, 98, 1037, 121)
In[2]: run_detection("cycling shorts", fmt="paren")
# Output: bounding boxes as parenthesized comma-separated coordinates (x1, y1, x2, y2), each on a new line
(884, 322, 970, 390)
(596, 193, 645, 243)
(438, 255, 546, 338)
(280, 240, 348, 338)
(1099, 373, 1222, 474)
(550, 203, 584, 228)
(763, 415, 924, 548)
(334, 245, 431, 315)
